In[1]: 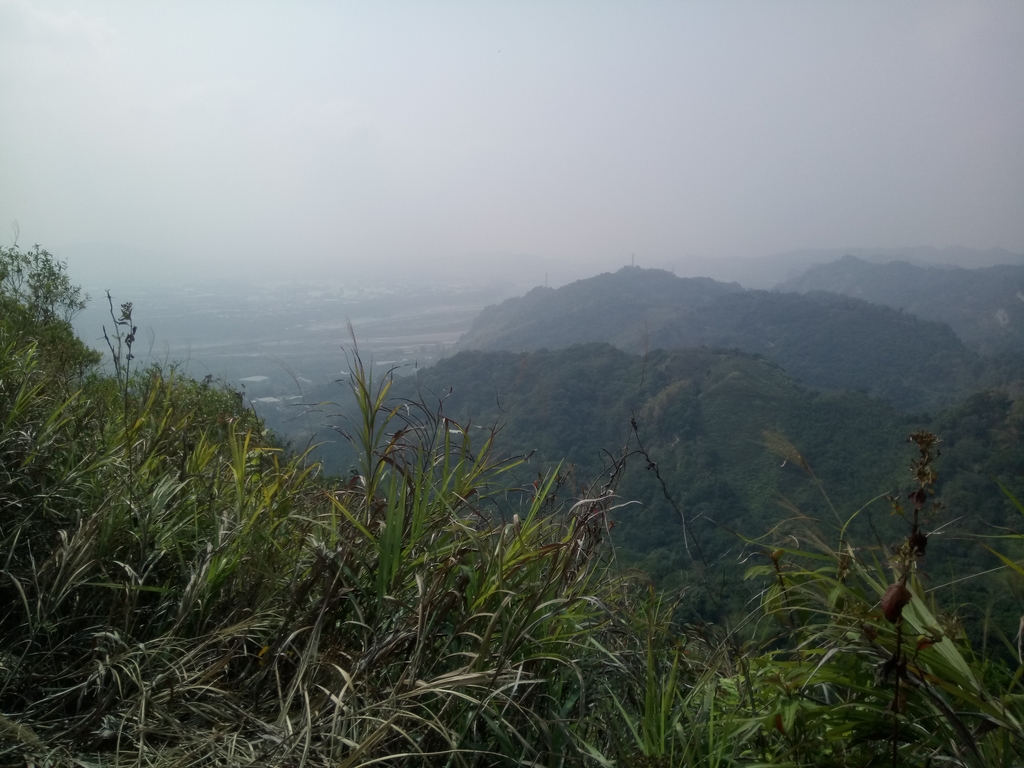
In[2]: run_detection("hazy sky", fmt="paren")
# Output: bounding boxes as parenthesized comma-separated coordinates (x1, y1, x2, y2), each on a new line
(2, 1, 1023, 286)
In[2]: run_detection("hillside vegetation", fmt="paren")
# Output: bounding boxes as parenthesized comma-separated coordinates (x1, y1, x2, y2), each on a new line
(357, 345, 1022, 624)
(649, 290, 987, 412)
(456, 268, 742, 353)
(778, 255, 1024, 354)
(3, 244, 1024, 766)
(456, 267, 997, 411)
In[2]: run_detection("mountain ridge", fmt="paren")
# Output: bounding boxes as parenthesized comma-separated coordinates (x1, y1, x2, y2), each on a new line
(777, 255, 1024, 354)
(455, 265, 990, 410)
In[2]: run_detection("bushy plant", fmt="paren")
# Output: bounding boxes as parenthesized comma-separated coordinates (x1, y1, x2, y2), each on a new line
(0, 243, 100, 378)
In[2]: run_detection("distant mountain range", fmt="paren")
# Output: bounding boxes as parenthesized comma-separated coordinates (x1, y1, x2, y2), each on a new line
(774, 246, 1024, 270)
(456, 269, 742, 352)
(456, 266, 1003, 411)
(666, 246, 1024, 289)
(776, 255, 1024, 354)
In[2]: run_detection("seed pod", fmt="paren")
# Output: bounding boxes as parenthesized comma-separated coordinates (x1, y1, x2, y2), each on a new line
(908, 488, 928, 511)
(881, 581, 912, 624)
(908, 530, 928, 556)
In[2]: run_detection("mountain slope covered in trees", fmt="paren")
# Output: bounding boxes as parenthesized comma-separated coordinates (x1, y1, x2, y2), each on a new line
(456, 266, 997, 410)
(456, 268, 742, 352)
(649, 289, 985, 411)
(778, 255, 1024, 354)
(301, 342, 1024, 634)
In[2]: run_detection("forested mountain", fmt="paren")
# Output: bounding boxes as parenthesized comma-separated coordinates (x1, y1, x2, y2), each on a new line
(670, 245, 1024, 288)
(649, 290, 985, 411)
(456, 266, 995, 411)
(389, 345, 915, 566)
(456, 267, 742, 352)
(777, 255, 1024, 354)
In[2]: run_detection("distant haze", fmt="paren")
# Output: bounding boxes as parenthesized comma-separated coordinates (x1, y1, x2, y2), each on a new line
(2, 1, 1023, 289)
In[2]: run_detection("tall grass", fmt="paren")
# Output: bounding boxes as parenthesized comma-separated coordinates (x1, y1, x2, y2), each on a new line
(0, 330, 653, 765)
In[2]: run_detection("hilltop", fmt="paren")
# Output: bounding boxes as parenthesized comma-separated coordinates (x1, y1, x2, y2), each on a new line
(456, 267, 742, 352)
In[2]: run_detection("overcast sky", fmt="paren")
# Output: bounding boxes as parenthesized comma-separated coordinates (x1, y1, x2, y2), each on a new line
(2, 1, 1023, 286)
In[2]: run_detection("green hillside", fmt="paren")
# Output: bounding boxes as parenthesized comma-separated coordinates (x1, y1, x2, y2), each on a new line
(390, 344, 1022, 579)
(456, 266, 990, 411)
(650, 289, 984, 411)
(456, 267, 742, 352)
(778, 255, 1024, 354)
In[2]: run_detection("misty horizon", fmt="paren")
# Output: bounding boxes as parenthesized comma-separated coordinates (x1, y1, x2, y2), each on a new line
(3, 1, 1023, 289)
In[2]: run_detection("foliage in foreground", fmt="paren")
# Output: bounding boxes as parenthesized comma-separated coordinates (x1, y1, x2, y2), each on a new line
(2, 246, 1024, 766)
